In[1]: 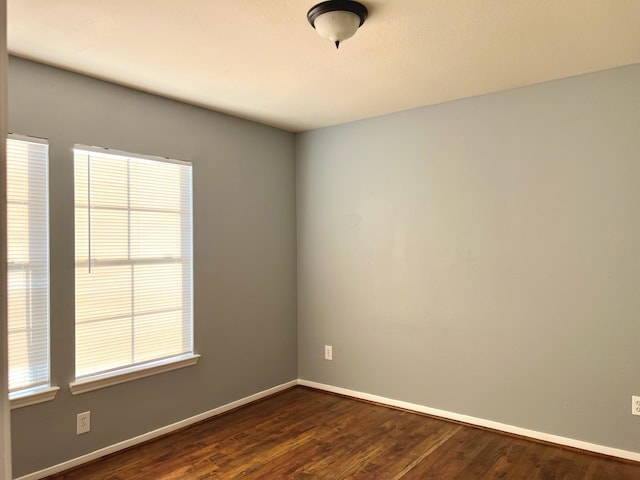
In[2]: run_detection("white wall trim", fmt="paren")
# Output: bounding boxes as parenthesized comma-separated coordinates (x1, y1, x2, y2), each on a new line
(10, 386, 60, 410)
(298, 379, 640, 463)
(15, 380, 298, 480)
(15, 378, 640, 479)
(69, 354, 201, 395)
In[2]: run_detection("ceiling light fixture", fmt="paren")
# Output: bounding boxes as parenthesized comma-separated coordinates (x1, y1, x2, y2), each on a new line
(307, 0, 368, 49)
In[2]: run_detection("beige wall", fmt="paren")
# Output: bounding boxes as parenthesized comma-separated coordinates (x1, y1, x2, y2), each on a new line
(1, 0, 12, 478)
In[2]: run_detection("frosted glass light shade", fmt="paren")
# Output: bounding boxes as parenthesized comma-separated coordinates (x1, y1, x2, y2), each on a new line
(313, 11, 361, 44)
(307, 1, 368, 49)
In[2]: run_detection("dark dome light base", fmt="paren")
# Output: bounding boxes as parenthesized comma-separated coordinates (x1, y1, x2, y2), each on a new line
(307, 1, 368, 49)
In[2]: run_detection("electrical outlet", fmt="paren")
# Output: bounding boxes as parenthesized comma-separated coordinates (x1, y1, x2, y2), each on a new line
(632, 397, 640, 416)
(77, 411, 91, 435)
(324, 345, 333, 360)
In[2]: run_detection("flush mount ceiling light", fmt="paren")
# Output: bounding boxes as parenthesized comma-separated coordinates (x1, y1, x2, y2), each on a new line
(307, 0, 368, 49)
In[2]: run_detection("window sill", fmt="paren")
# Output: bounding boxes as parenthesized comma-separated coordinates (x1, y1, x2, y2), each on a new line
(69, 354, 201, 395)
(10, 386, 60, 410)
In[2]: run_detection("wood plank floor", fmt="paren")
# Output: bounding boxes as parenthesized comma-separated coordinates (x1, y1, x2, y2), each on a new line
(46, 387, 640, 479)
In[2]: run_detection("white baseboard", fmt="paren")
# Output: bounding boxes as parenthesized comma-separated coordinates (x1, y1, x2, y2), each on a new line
(15, 380, 298, 480)
(298, 379, 640, 463)
(16, 378, 640, 479)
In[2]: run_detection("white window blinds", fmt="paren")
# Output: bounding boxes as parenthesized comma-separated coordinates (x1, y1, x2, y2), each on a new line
(74, 146, 193, 380)
(6, 135, 50, 396)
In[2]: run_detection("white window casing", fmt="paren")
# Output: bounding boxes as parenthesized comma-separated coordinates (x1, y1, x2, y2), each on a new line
(72, 145, 196, 392)
(7, 134, 56, 408)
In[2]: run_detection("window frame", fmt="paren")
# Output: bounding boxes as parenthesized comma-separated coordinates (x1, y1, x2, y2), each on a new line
(6, 133, 58, 409)
(71, 145, 198, 395)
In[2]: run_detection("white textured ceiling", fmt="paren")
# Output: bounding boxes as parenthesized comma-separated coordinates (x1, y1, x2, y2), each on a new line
(7, 0, 640, 132)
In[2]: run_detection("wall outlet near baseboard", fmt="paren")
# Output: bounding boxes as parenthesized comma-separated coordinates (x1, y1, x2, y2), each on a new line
(324, 345, 333, 360)
(632, 397, 640, 416)
(77, 411, 91, 434)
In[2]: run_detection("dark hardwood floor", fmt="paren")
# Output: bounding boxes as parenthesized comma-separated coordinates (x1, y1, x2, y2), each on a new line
(46, 386, 640, 479)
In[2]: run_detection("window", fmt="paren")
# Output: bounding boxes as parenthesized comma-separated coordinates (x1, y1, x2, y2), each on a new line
(72, 146, 196, 391)
(7, 134, 54, 405)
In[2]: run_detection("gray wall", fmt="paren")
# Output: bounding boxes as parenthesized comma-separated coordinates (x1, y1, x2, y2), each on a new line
(297, 64, 640, 452)
(8, 54, 640, 476)
(8, 57, 297, 477)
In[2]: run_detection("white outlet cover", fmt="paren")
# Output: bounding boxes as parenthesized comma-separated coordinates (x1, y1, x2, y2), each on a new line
(324, 345, 332, 360)
(77, 411, 91, 434)
(632, 396, 640, 416)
